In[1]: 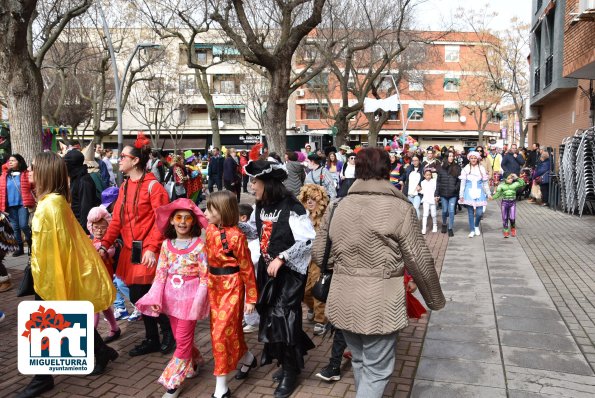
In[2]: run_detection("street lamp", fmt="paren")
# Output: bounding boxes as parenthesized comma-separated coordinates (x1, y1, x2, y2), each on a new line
(97, 3, 158, 183)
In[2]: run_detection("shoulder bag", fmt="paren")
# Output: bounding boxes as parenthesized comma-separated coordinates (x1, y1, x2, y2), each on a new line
(17, 260, 35, 297)
(312, 200, 341, 303)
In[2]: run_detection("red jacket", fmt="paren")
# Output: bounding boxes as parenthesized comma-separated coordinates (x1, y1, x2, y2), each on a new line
(0, 163, 36, 211)
(101, 173, 169, 285)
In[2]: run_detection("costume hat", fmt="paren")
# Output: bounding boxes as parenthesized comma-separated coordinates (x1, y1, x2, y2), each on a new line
(244, 159, 287, 181)
(155, 198, 208, 234)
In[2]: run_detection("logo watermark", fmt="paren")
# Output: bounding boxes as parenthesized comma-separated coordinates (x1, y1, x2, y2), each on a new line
(18, 301, 94, 374)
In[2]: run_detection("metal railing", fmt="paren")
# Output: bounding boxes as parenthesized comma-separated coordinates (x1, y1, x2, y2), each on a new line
(545, 55, 553, 87)
(533, 67, 541, 95)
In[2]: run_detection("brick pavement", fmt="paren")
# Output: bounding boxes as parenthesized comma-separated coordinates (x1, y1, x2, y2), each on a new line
(515, 201, 595, 372)
(0, 210, 448, 398)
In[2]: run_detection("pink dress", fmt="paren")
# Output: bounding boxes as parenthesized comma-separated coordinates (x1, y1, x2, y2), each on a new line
(136, 238, 209, 320)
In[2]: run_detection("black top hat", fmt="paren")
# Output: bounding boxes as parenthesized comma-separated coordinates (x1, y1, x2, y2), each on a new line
(244, 159, 288, 181)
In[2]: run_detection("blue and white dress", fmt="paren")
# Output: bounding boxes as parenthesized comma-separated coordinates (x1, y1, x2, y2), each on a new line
(459, 164, 490, 208)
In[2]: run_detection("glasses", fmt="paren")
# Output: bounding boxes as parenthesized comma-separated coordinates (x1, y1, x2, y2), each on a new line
(173, 214, 194, 223)
(92, 225, 108, 231)
(119, 153, 136, 160)
(349, 156, 356, 160)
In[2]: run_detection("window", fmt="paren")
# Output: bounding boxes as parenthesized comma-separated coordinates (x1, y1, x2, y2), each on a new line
(219, 109, 244, 125)
(407, 108, 423, 121)
(149, 108, 163, 121)
(148, 77, 165, 91)
(307, 73, 329, 90)
(305, 104, 329, 120)
(105, 108, 117, 121)
(179, 74, 196, 94)
(220, 80, 236, 94)
(195, 49, 208, 64)
(444, 108, 459, 122)
(443, 76, 460, 92)
(388, 111, 400, 121)
(489, 111, 502, 124)
(408, 71, 424, 91)
(445, 45, 460, 62)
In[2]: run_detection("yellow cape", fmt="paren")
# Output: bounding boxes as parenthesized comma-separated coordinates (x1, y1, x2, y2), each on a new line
(31, 193, 115, 313)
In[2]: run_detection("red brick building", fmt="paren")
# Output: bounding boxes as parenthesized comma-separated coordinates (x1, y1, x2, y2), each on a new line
(527, 0, 594, 151)
(293, 31, 502, 151)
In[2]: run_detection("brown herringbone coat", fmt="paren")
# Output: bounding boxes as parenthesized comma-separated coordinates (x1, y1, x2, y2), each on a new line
(312, 178, 445, 335)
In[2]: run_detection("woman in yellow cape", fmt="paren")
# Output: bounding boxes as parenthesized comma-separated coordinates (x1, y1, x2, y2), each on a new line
(16, 152, 118, 398)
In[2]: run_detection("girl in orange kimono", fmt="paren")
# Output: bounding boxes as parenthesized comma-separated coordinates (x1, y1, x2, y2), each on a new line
(205, 190, 258, 398)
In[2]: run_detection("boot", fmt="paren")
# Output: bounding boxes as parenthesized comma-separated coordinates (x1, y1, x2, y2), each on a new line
(503, 228, 509, 238)
(448, 229, 454, 237)
(129, 338, 160, 357)
(441, 224, 447, 233)
(13, 244, 24, 257)
(274, 370, 298, 398)
(511, 227, 517, 237)
(90, 346, 119, 375)
(272, 367, 284, 383)
(15, 375, 54, 398)
(0, 275, 11, 292)
(160, 327, 175, 355)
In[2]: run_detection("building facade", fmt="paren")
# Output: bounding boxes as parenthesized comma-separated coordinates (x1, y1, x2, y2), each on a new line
(527, 0, 594, 150)
(294, 31, 502, 151)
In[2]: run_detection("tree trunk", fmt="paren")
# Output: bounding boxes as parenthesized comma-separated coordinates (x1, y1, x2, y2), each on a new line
(5, 53, 44, 164)
(195, 69, 220, 149)
(478, 130, 484, 146)
(333, 109, 350, 146)
(262, 66, 291, 154)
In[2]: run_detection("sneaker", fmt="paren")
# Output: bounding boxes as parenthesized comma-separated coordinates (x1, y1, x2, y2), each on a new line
(503, 228, 510, 238)
(128, 308, 142, 322)
(306, 309, 314, 322)
(468, 231, 475, 238)
(313, 323, 328, 336)
(421, 228, 426, 235)
(441, 224, 447, 234)
(0, 311, 5, 322)
(474, 227, 481, 236)
(114, 308, 130, 321)
(511, 227, 517, 237)
(448, 229, 454, 237)
(315, 365, 341, 382)
(243, 324, 259, 334)
(432, 225, 438, 233)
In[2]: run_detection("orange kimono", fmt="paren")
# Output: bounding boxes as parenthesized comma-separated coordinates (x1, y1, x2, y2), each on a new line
(205, 224, 258, 375)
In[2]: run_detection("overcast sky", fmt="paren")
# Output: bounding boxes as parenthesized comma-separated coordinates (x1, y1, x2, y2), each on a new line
(413, 0, 532, 32)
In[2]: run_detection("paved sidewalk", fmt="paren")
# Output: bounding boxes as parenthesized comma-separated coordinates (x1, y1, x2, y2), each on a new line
(412, 202, 595, 397)
(0, 198, 447, 398)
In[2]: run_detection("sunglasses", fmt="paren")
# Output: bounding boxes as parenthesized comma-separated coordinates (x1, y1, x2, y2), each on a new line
(173, 214, 194, 224)
(349, 156, 356, 160)
(119, 153, 137, 160)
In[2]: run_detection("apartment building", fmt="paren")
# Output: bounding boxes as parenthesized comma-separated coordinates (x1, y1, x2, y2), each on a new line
(527, 0, 594, 150)
(294, 31, 502, 151)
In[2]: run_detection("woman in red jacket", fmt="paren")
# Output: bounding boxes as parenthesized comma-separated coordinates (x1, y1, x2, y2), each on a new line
(99, 133, 173, 357)
(0, 154, 35, 257)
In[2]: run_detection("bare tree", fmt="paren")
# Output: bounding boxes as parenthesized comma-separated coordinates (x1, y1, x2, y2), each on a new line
(128, 53, 187, 150)
(460, 6, 530, 145)
(0, 0, 93, 162)
(210, 0, 327, 154)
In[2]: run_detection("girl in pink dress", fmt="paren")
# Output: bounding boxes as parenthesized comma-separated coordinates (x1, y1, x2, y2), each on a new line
(136, 198, 210, 398)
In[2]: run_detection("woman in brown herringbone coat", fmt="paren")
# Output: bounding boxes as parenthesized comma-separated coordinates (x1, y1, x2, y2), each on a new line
(312, 147, 445, 398)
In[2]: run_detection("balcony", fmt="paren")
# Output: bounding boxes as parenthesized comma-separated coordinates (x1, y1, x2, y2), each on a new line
(533, 67, 540, 95)
(545, 55, 553, 87)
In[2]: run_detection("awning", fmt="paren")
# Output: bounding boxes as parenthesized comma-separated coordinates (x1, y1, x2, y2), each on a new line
(305, 103, 327, 110)
(213, 45, 240, 56)
(214, 104, 245, 109)
(194, 43, 213, 49)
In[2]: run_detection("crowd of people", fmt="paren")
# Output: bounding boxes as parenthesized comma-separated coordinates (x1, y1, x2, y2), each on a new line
(0, 135, 552, 398)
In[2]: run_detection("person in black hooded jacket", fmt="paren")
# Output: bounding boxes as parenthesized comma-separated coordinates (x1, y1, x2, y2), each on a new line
(64, 149, 101, 233)
(436, 151, 461, 236)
